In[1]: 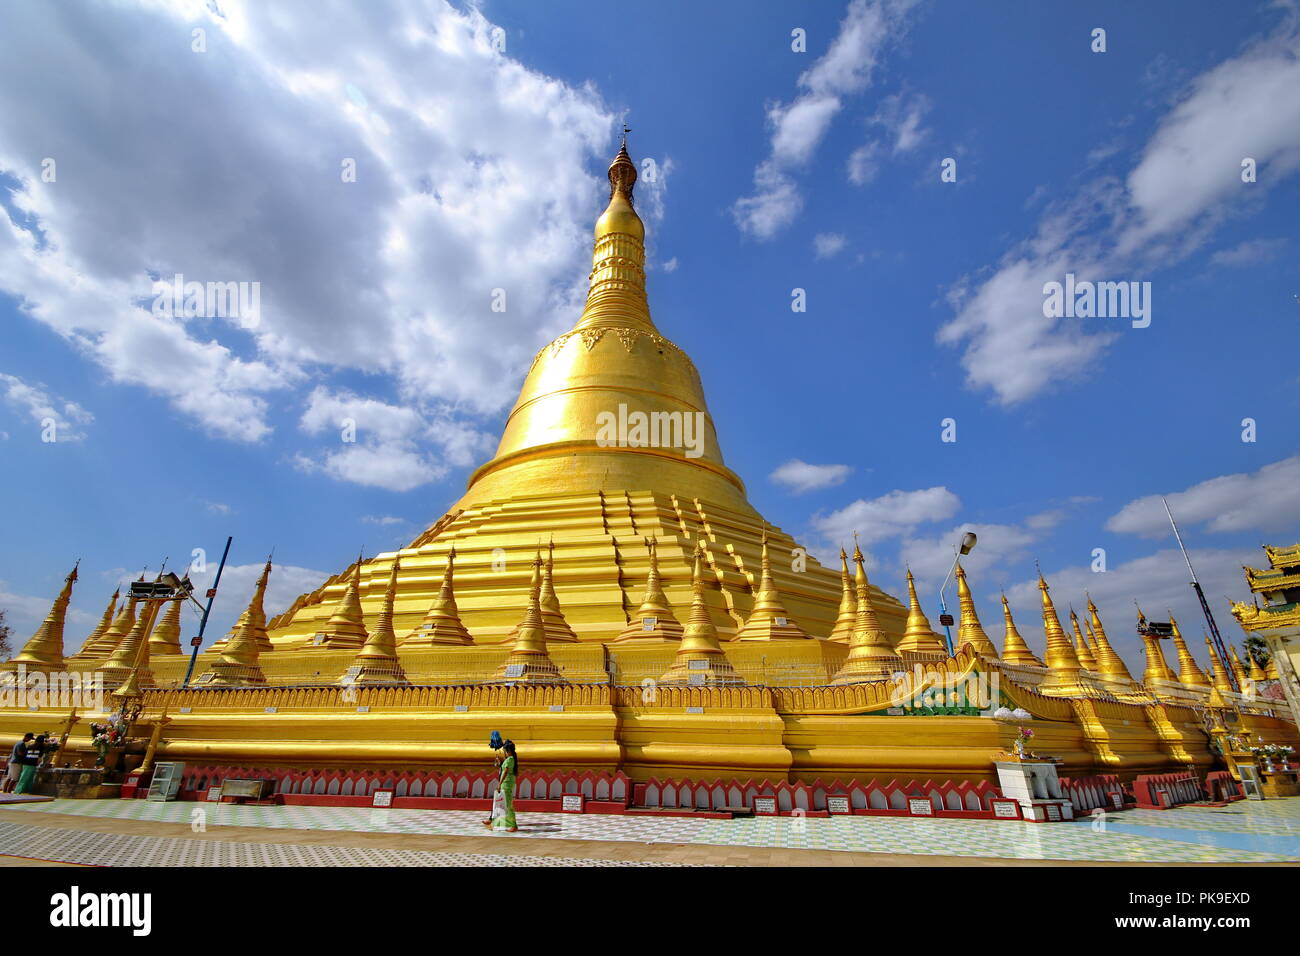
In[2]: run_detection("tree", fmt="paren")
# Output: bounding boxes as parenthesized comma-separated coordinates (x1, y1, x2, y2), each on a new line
(0, 607, 11, 660)
(1243, 635, 1271, 668)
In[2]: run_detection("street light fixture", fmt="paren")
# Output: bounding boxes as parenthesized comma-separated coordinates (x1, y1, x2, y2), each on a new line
(938, 532, 978, 655)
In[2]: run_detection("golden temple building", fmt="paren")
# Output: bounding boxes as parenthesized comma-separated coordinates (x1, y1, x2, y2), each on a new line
(1233, 543, 1300, 719)
(1, 142, 1297, 797)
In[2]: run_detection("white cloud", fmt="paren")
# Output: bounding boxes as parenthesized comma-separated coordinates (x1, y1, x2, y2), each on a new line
(0, 372, 93, 441)
(732, 0, 920, 238)
(362, 515, 407, 527)
(1209, 237, 1287, 267)
(0, 579, 97, 651)
(847, 141, 883, 185)
(186, 560, 331, 648)
(939, 14, 1300, 406)
(770, 459, 852, 493)
(660, 257, 679, 273)
(813, 233, 847, 259)
(1107, 455, 1300, 538)
(0, 1, 613, 461)
(848, 91, 931, 178)
(812, 486, 961, 554)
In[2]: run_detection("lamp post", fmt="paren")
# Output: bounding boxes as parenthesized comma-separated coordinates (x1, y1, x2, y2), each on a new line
(938, 532, 978, 656)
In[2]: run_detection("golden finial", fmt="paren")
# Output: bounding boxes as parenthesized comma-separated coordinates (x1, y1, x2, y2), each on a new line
(1036, 573, 1084, 695)
(998, 594, 1043, 667)
(828, 546, 857, 643)
(539, 539, 578, 643)
(953, 563, 997, 657)
(1083, 595, 1135, 687)
(1069, 607, 1098, 671)
(1205, 635, 1235, 697)
(897, 569, 945, 657)
(1168, 613, 1209, 689)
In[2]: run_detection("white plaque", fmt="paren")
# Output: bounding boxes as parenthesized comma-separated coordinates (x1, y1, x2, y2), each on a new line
(561, 794, 583, 812)
(179, 706, 193, 714)
(549, 704, 565, 712)
(753, 797, 777, 814)
(264, 706, 277, 714)
(504, 663, 526, 679)
(206, 786, 222, 802)
(886, 707, 904, 716)
(312, 633, 326, 645)
(685, 705, 704, 713)
(992, 800, 1018, 819)
(908, 797, 933, 816)
(688, 659, 709, 670)
(642, 617, 657, 631)
(774, 617, 786, 627)
(1110, 792, 1123, 809)
(687, 673, 707, 686)
(371, 790, 394, 808)
(356, 705, 370, 714)
(453, 704, 469, 713)
(827, 796, 850, 814)
(1045, 803, 1061, 821)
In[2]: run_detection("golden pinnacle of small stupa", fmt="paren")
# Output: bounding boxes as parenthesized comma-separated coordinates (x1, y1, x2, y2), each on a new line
(1085, 596, 1135, 687)
(734, 529, 811, 640)
(1228, 645, 1249, 687)
(1205, 635, 1236, 697)
(660, 540, 743, 685)
(1139, 618, 1178, 686)
(539, 539, 579, 643)
(209, 558, 272, 686)
(10, 562, 77, 671)
(86, 581, 140, 659)
(73, 587, 119, 658)
(953, 562, 997, 657)
(829, 547, 857, 643)
(616, 536, 684, 642)
(998, 594, 1043, 667)
(348, 556, 408, 685)
(1168, 613, 1209, 690)
(403, 546, 473, 646)
(896, 569, 945, 657)
(1069, 608, 1098, 671)
(148, 596, 184, 656)
(494, 554, 564, 683)
(316, 556, 370, 649)
(1036, 574, 1084, 695)
(831, 541, 902, 684)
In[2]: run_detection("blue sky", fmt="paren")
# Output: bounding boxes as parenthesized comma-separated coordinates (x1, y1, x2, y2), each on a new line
(0, 0, 1297, 673)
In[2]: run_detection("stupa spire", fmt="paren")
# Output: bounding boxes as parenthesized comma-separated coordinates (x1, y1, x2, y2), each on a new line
(828, 547, 857, 643)
(315, 556, 369, 649)
(347, 556, 408, 684)
(11, 562, 77, 671)
(660, 540, 743, 685)
(1037, 574, 1085, 695)
(1139, 620, 1178, 686)
(208, 558, 272, 686)
(1227, 646, 1249, 687)
(615, 537, 683, 642)
(575, 138, 651, 333)
(97, 573, 162, 690)
(1085, 597, 1135, 686)
(735, 530, 811, 640)
(998, 595, 1043, 667)
(1205, 635, 1235, 697)
(831, 542, 902, 683)
(494, 554, 564, 683)
(83, 584, 139, 658)
(149, 596, 184, 656)
(539, 539, 579, 643)
(403, 547, 473, 645)
(896, 569, 945, 657)
(1069, 608, 1098, 671)
(954, 563, 997, 657)
(1169, 613, 1209, 689)
(73, 588, 119, 658)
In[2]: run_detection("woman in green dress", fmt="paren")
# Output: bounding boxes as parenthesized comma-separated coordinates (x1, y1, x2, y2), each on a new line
(496, 739, 519, 832)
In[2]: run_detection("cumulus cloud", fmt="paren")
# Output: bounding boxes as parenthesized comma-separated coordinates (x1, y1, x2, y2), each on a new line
(1208, 237, 1287, 267)
(0, 0, 613, 469)
(1107, 455, 1300, 538)
(940, 12, 1300, 406)
(813, 233, 848, 259)
(847, 90, 931, 184)
(770, 459, 852, 493)
(0, 372, 93, 441)
(811, 486, 961, 561)
(732, 0, 920, 238)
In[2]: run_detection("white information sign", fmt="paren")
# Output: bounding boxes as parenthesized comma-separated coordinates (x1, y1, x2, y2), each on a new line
(908, 798, 934, 816)
(827, 796, 850, 814)
(561, 794, 583, 812)
(753, 797, 777, 814)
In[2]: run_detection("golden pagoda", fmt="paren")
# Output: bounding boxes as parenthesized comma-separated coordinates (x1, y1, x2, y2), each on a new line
(312, 558, 369, 649)
(998, 595, 1042, 667)
(1085, 596, 1136, 691)
(660, 541, 743, 685)
(1035, 575, 1085, 697)
(149, 597, 184, 656)
(1228, 646, 1249, 689)
(614, 537, 684, 642)
(538, 540, 579, 644)
(896, 570, 946, 660)
(346, 558, 408, 685)
(493, 555, 564, 683)
(1068, 608, 1098, 672)
(6, 563, 77, 672)
(1168, 614, 1209, 690)
(72, 588, 118, 658)
(1205, 635, 1236, 698)
(96, 576, 162, 691)
(828, 548, 857, 643)
(206, 559, 272, 686)
(80, 580, 139, 659)
(953, 563, 997, 657)
(402, 547, 474, 646)
(1232, 542, 1300, 725)
(830, 544, 902, 684)
(733, 531, 811, 641)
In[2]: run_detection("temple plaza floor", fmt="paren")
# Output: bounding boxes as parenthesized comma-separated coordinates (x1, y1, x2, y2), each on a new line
(0, 796, 1296, 867)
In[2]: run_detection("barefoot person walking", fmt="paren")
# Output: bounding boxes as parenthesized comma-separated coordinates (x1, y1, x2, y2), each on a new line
(496, 739, 519, 832)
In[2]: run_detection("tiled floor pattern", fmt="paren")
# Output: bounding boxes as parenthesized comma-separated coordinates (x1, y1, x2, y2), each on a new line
(0, 820, 680, 867)
(5, 797, 1300, 863)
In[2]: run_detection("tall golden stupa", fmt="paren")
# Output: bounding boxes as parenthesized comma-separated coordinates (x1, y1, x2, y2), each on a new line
(266, 140, 909, 654)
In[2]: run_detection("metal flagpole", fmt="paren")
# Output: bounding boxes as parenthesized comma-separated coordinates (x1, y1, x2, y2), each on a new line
(1161, 497, 1237, 692)
(182, 536, 232, 688)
